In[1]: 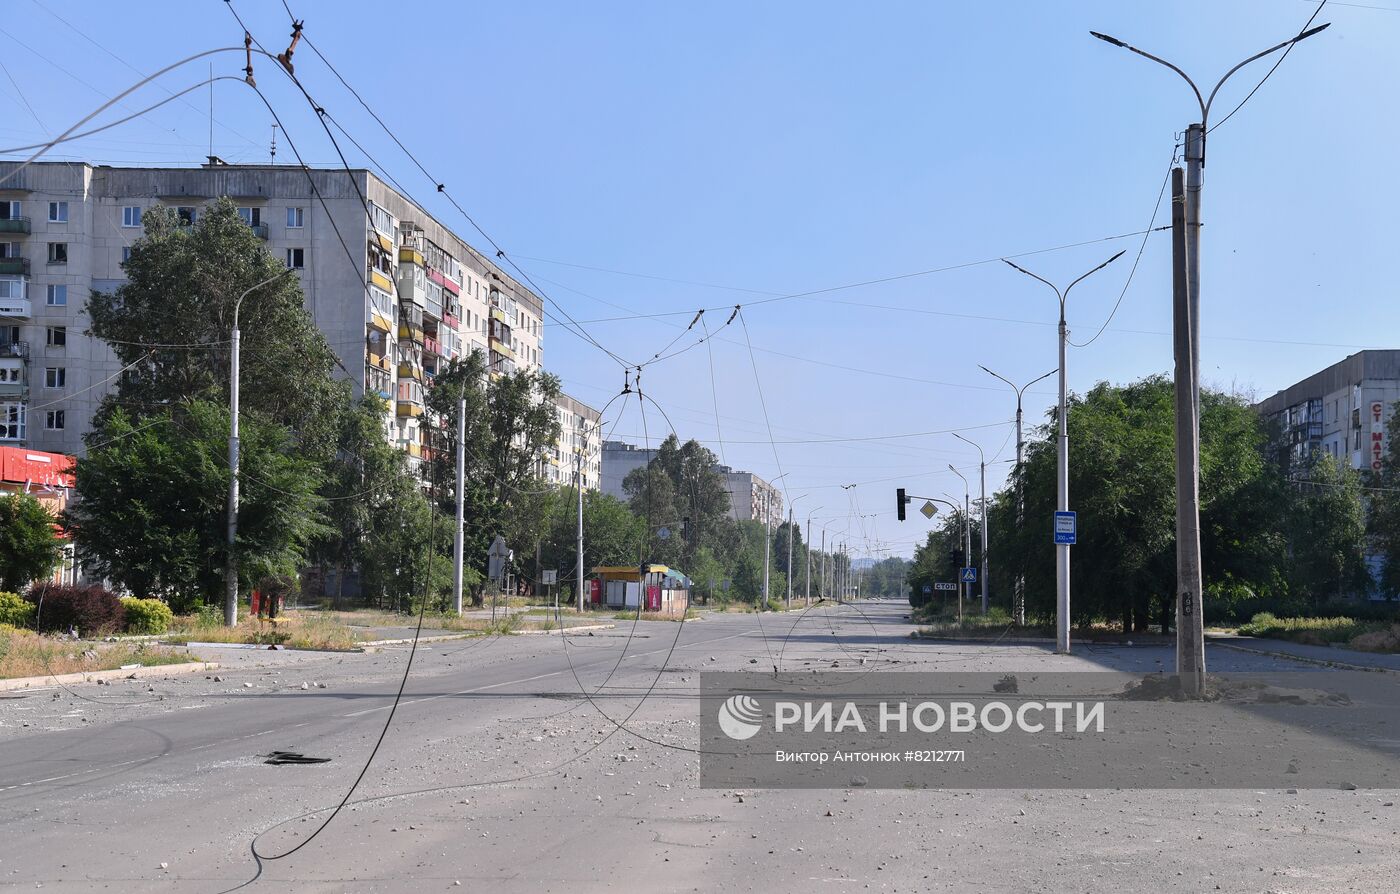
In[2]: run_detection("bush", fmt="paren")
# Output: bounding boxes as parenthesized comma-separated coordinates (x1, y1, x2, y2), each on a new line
(0, 591, 35, 628)
(193, 603, 222, 629)
(121, 596, 174, 634)
(28, 584, 125, 635)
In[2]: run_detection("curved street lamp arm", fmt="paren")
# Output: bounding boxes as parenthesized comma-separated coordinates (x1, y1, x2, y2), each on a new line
(1090, 31, 1205, 121)
(1001, 258, 1063, 302)
(1203, 23, 1331, 122)
(1063, 250, 1127, 303)
(951, 431, 985, 464)
(1023, 368, 1058, 394)
(978, 364, 1017, 393)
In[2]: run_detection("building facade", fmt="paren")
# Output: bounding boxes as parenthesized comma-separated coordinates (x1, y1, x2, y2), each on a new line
(1255, 350, 1400, 473)
(547, 393, 601, 491)
(600, 440, 658, 500)
(718, 465, 784, 527)
(0, 161, 546, 463)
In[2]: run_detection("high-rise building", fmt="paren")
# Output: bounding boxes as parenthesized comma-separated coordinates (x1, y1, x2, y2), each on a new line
(547, 393, 601, 491)
(718, 465, 784, 527)
(0, 161, 546, 462)
(600, 440, 659, 500)
(1255, 350, 1400, 473)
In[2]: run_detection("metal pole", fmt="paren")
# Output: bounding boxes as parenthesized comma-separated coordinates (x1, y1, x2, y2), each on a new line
(225, 323, 240, 627)
(1174, 159, 1206, 694)
(979, 458, 988, 614)
(1014, 396, 1025, 623)
(805, 516, 812, 606)
(1056, 304, 1070, 653)
(762, 491, 770, 605)
(786, 507, 794, 608)
(576, 447, 585, 612)
(452, 395, 465, 615)
(820, 528, 826, 599)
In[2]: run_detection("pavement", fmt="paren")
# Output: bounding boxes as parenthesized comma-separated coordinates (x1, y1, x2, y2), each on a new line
(1, 599, 1397, 892)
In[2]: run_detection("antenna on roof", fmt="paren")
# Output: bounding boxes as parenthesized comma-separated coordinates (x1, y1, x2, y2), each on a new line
(270, 123, 278, 164)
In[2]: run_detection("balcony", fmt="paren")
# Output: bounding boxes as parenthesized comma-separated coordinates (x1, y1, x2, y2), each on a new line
(0, 340, 28, 359)
(398, 321, 424, 344)
(399, 246, 424, 267)
(0, 258, 30, 276)
(0, 218, 30, 235)
(423, 335, 441, 357)
(0, 298, 30, 319)
(489, 336, 514, 361)
(369, 269, 395, 294)
(396, 401, 424, 418)
(0, 380, 25, 399)
(250, 223, 269, 240)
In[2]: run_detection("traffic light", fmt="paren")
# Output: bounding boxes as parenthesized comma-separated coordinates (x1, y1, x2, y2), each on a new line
(681, 516, 692, 542)
(896, 488, 907, 521)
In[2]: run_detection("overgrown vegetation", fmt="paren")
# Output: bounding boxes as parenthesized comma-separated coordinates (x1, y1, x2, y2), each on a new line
(1236, 612, 1400, 652)
(164, 610, 359, 651)
(0, 626, 195, 680)
(120, 597, 175, 635)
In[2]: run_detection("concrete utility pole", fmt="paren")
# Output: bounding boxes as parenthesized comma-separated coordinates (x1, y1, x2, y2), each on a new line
(225, 267, 295, 627)
(947, 466, 976, 613)
(804, 506, 821, 606)
(576, 449, 585, 612)
(786, 506, 794, 608)
(762, 490, 771, 605)
(980, 366, 1056, 624)
(819, 527, 826, 599)
(452, 396, 466, 615)
(1091, 19, 1329, 691)
(1003, 252, 1124, 652)
(952, 434, 990, 614)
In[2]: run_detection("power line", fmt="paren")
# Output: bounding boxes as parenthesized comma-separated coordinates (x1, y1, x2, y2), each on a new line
(1209, 1, 1330, 134)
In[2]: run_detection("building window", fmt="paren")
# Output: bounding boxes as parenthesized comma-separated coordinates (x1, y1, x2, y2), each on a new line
(0, 201, 19, 220)
(237, 206, 262, 226)
(47, 242, 67, 264)
(287, 206, 304, 228)
(46, 326, 65, 347)
(121, 206, 141, 227)
(121, 246, 132, 263)
(48, 201, 68, 223)
(285, 247, 305, 269)
(45, 367, 65, 388)
(46, 284, 67, 306)
(176, 206, 197, 225)
(45, 410, 64, 430)
(0, 242, 18, 258)
(0, 403, 23, 440)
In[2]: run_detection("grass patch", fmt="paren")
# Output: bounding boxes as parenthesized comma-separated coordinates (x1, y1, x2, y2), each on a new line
(611, 609, 699, 622)
(914, 606, 1054, 639)
(0, 625, 196, 680)
(165, 611, 359, 650)
(1236, 612, 1400, 652)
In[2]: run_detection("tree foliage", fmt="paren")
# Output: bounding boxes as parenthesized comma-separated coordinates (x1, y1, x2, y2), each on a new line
(0, 494, 63, 591)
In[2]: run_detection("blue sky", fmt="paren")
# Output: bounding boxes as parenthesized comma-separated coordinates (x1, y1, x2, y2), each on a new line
(2, 0, 1394, 557)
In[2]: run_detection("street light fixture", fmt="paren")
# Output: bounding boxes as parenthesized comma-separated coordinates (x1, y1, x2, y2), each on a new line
(1002, 251, 1124, 652)
(980, 366, 1056, 624)
(225, 266, 297, 627)
(1090, 19, 1329, 692)
(786, 493, 807, 608)
(763, 472, 790, 604)
(805, 504, 823, 606)
(946, 467, 975, 614)
(952, 433, 990, 615)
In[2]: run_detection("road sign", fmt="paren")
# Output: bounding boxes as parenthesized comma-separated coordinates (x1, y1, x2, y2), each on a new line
(542, 569, 557, 586)
(934, 582, 957, 591)
(1054, 510, 1077, 545)
(922, 584, 932, 595)
(488, 535, 510, 582)
(960, 567, 978, 583)
(657, 526, 671, 540)
(919, 500, 936, 519)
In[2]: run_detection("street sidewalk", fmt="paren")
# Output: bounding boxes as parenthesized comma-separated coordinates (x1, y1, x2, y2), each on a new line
(1208, 632, 1400, 673)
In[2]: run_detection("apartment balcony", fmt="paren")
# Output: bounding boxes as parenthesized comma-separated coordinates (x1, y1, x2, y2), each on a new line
(489, 336, 515, 361)
(0, 380, 26, 399)
(0, 298, 30, 319)
(397, 361, 423, 381)
(0, 218, 30, 235)
(396, 401, 424, 418)
(250, 222, 269, 240)
(423, 335, 441, 357)
(0, 341, 28, 359)
(399, 246, 424, 267)
(369, 268, 395, 294)
(0, 258, 30, 276)
(441, 311, 459, 330)
(397, 321, 424, 343)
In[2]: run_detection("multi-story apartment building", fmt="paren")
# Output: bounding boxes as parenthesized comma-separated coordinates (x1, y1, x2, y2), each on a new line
(0, 161, 546, 461)
(600, 440, 658, 500)
(545, 393, 601, 491)
(718, 465, 784, 527)
(1255, 350, 1400, 473)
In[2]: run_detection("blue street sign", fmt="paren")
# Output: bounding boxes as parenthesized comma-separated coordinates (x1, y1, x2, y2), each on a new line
(922, 584, 932, 595)
(1054, 510, 1077, 545)
(960, 567, 978, 583)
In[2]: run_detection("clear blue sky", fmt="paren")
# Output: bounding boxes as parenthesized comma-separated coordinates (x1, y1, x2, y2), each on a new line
(3, 0, 1394, 558)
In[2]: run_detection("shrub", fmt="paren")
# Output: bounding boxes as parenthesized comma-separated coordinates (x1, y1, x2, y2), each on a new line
(121, 596, 174, 634)
(0, 591, 35, 628)
(28, 584, 125, 636)
(193, 603, 222, 629)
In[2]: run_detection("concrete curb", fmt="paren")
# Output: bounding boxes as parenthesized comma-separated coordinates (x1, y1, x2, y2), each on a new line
(0, 661, 221, 692)
(519, 623, 617, 635)
(1208, 639, 1399, 674)
(358, 633, 477, 647)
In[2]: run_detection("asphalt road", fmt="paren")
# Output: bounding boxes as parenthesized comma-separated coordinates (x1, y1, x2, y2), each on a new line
(1, 599, 1396, 892)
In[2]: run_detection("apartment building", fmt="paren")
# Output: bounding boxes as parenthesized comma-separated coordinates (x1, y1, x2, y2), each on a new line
(718, 465, 784, 527)
(0, 161, 546, 462)
(1255, 350, 1400, 473)
(600, 440, 658, 500)
(545, 393, 602, 491)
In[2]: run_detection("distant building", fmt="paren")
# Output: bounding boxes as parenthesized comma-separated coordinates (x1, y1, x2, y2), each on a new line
(546, 393, 601, 491)
(718, 465, 783, 527)
(1255, 350, 1400, 472)
(600, 440, 659, 500)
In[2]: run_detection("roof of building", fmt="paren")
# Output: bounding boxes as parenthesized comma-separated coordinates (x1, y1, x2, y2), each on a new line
(1255, 350, 1400, 416)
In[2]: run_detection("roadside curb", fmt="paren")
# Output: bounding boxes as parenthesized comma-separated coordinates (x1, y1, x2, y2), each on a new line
(358, 633, 477, 647)
(0, 661, 220, 692)
(520, 623, 617, 635)
(1208, 639, 1399, 674)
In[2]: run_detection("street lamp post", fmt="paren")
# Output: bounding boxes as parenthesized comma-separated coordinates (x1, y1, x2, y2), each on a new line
(805, 505, 822, 607)
(952, 434, 990, 615)
(226, 266, 296, 627)
(1090, 19, 1329, 692)
(1002, 252, 1125, 653)
(946, 467, 975, 613)
(786, 494, 806, 608)
(979, 367, 1056, 625)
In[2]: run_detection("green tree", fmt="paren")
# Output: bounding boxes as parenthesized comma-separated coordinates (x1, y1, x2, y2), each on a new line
(539, 488, 646, 600)
(66, 402, 327, 610)
(1368, 403, 1400, 601)
(86, 198, 348, 458)
(623, 435, 734, 572)
(1289, 452, 1370, 607)
(0, 494, 63, 591)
